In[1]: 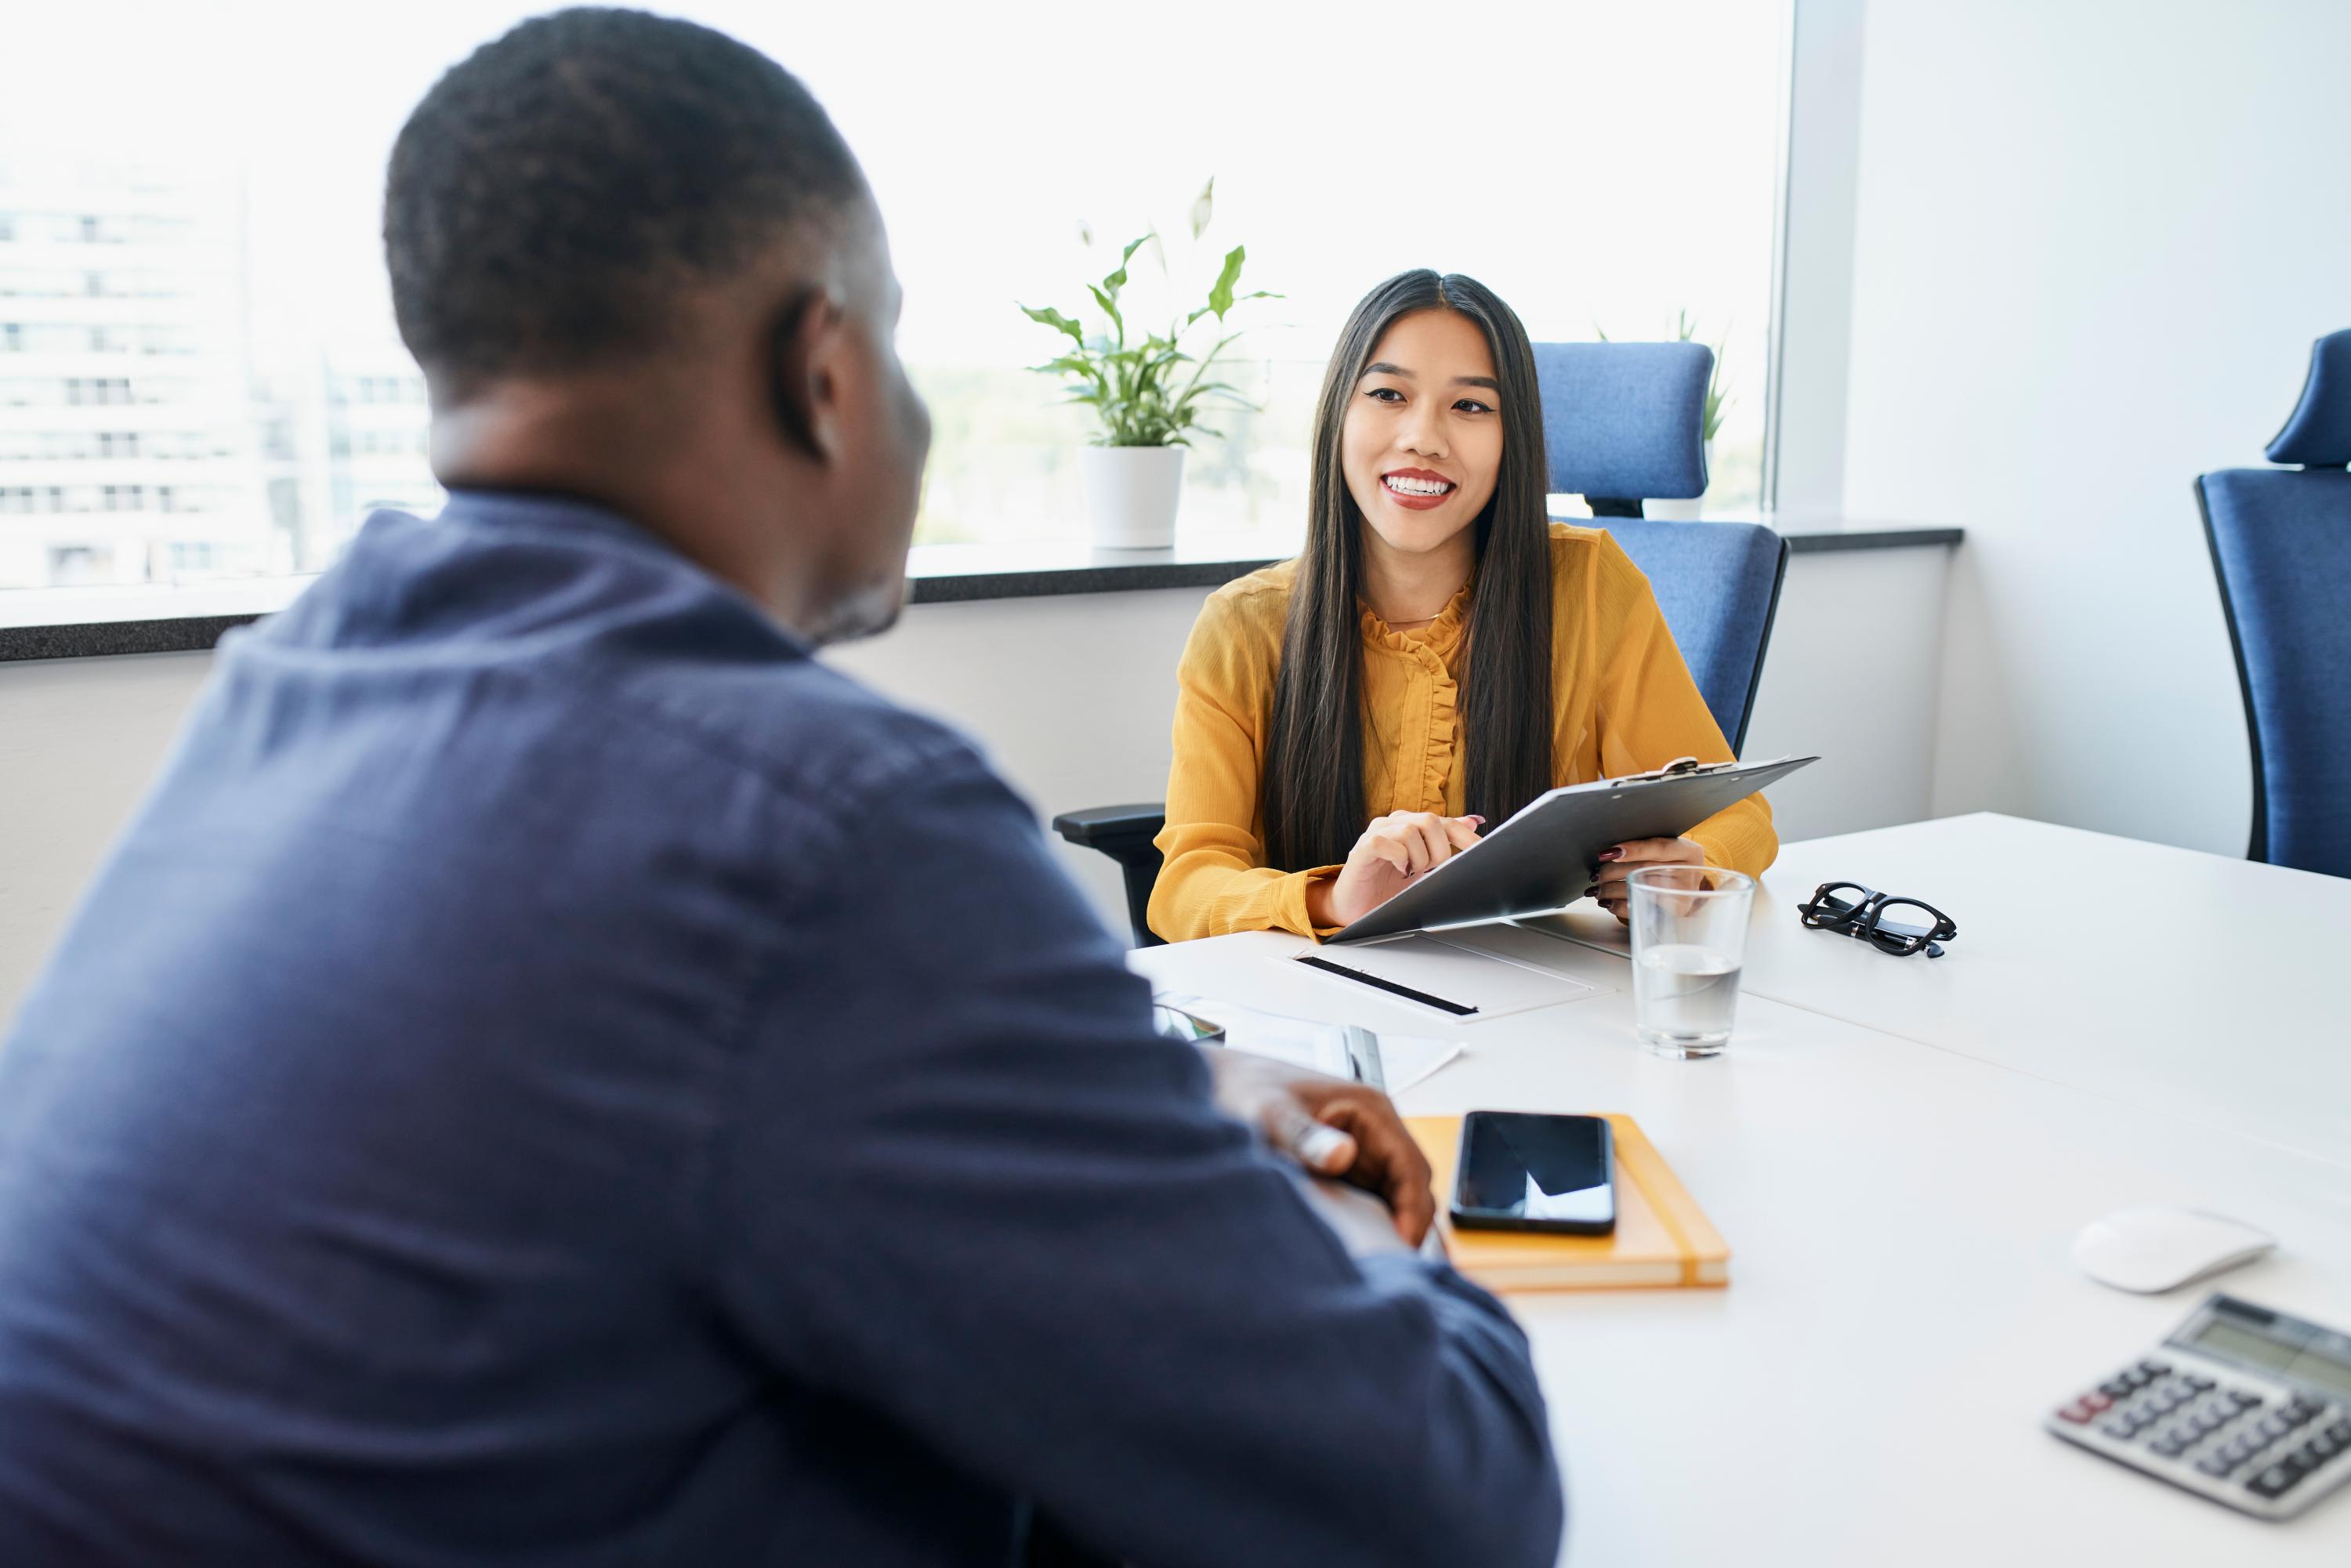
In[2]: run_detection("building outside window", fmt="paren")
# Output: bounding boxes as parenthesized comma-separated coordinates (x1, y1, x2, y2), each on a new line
(2, 0, 1789, 593)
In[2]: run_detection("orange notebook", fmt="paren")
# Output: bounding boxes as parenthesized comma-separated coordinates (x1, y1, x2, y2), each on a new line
(1408, 1114, 1729, 1291)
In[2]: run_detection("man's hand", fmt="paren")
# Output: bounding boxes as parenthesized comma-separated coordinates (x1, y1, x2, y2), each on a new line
(1585, 835, 1705, 924)
(1202, 1048, 1436, 1246)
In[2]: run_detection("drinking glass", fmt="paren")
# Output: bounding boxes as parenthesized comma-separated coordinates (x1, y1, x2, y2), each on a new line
(1628, 865, 1755, 1058)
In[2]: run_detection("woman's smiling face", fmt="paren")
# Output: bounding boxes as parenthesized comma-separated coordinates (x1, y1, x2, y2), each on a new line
(1339, 307, 1504, 559)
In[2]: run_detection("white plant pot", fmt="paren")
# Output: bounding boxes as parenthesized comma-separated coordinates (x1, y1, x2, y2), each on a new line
(1644, 438, 1715, 521)
(1081, 444, 1184, 550)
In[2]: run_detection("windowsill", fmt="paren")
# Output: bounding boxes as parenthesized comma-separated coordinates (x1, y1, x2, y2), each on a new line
(0, 517, 1961, 664)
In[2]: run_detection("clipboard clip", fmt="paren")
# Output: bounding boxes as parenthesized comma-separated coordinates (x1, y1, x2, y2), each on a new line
(1613, 755, 1725, 784)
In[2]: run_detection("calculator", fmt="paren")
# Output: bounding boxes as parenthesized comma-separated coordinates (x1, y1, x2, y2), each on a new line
(2045, 1294, 2351, 1520)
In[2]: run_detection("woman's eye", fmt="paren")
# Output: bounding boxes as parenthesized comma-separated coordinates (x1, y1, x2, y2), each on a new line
(1454, 399, 1493, 415)
(1364, 387, 1404, 404)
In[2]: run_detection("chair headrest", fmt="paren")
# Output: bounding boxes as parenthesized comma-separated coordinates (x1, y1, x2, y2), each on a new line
(1532, 341, 1712, 502)
(2266, 328, 2351, 467)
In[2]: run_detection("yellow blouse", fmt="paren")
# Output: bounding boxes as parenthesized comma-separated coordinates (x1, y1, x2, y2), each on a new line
(1149, 523, 1778, 941)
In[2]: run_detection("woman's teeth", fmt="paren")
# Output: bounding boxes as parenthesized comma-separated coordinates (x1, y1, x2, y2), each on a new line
(1384, 475, 1454, 497)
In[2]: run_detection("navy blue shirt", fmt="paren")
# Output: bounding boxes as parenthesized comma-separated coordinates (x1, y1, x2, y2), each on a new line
(0, 491, 1560, 1566)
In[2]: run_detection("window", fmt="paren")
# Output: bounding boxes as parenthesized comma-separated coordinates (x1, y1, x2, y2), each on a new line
(1, 0, 1790, 592)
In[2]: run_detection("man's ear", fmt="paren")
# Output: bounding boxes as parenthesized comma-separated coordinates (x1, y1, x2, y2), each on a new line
(766, 287, 849, 462)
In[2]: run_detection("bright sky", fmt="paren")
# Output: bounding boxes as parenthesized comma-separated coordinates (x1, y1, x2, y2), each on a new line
(5, 0, 1785, 444)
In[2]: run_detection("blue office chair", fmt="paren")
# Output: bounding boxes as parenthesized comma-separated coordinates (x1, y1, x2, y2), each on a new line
(1532, 342, 1788, 751)
(2195, 328, 2351, 879)
(1053, 340, 1788, 945)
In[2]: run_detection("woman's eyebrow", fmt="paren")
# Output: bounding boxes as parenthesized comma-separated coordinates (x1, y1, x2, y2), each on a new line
(1363, 360, 1501, 392)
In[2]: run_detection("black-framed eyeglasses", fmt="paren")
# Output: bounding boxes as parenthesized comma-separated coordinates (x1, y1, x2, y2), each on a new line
(1797, 882, 1958, 958)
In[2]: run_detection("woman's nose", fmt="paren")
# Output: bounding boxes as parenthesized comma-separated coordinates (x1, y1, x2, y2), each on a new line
(1400, 412, 1447, 459)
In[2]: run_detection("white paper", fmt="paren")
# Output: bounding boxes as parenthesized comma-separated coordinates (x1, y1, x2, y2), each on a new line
(1292, 932, 1601, 1022)
(1154, 991, 1465, 1093)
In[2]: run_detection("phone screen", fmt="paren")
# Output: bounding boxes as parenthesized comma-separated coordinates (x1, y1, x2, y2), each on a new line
(1453, 1112, 1615, 1233)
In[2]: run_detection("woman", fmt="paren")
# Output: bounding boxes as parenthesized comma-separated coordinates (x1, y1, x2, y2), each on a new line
(1148, 269, 1777, 942)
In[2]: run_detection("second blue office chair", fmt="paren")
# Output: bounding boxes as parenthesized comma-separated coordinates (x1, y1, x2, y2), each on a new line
(1053, 340, 1789, 945)
(2196, 328, 2351, 880)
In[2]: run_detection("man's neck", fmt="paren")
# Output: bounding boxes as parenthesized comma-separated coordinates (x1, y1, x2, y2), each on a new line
(427, 378, 824, 634)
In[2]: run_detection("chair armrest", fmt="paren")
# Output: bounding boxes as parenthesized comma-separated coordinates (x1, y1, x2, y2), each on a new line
(1049, 804, 1168, 864)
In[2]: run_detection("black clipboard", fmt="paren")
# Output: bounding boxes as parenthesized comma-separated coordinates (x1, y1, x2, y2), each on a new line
(1327, 755, 1817, 945)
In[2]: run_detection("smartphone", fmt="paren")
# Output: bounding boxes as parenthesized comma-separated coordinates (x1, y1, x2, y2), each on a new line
(1450, 1111, 1617, 1235)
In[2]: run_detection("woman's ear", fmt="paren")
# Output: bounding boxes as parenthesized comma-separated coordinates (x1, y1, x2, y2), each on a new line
(766, 287, 847, 462)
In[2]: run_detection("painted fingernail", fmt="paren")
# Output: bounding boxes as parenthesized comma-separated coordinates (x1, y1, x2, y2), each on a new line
(1596, 848, 1624, 862)
(1465, 815, 1486, 826)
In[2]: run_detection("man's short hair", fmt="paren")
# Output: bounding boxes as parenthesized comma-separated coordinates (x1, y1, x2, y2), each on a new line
(384, 7, 864, 387)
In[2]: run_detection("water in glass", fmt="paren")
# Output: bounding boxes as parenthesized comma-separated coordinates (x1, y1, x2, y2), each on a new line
(1633, 943, 1741, 1056)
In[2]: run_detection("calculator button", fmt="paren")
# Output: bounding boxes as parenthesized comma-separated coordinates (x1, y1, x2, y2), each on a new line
(2248, 1457, 2314, 1499)
(2185, 1375, 2215, 1393)
(2099, 1417, 2139, 1439)
(2255, 1414, 2290, 1439)
(2197, 1453, 2239, 1478)
(2099, 1377, 2133, 1399)
(2230, 1390, 2262, 1410)
(2081, 1392, 2114, 1414)
(2057, 1401, 2095, 1424)
(2139, 1360, 2172, 1377)
(2325, 1419, 2351, 1445)
(2282, 1400, 2321, 1427)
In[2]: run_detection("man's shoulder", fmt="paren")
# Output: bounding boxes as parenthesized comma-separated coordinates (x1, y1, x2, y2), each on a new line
(609, 649, 1000, 820)
(245, 498, 1009, 842)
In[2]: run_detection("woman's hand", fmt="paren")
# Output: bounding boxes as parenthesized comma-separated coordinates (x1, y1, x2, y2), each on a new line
(1587, 836, 1706, 924)
(1308, 809, 1484, 929)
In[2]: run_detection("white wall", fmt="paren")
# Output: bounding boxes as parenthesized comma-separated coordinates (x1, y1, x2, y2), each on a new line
(1769, 0, 1867, 520)
(0, 545, 1947, 1018)
(1833, 0, 2351, 853)
(0, 652, 214, 1015)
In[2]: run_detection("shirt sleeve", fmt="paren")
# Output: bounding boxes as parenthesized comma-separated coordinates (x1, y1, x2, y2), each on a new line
(1592, 538, 1780, 878)
(712, 748, 1560, 1568)
(1148, 591, 1341, 940)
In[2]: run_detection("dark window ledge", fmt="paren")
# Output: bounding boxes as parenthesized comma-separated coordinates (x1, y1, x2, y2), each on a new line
(0, 522, 1960, 664)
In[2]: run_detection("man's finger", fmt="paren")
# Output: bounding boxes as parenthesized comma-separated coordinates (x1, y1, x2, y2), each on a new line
(1267, 1099, 1356, 1173)
(1314, 1095, 1436, 1245)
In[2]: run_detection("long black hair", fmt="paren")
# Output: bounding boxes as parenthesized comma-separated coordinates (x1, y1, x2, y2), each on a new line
(1259, 270, 1556, 871)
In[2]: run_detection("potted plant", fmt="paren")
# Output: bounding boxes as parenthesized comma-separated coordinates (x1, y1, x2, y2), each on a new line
(1603, 311, 1730, 521)
(1020, 179, 1276, 549)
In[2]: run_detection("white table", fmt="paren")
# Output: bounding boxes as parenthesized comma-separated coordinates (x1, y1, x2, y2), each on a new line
(1128, 817, 2351, 1564)
(1521, 812, 2351, 1165)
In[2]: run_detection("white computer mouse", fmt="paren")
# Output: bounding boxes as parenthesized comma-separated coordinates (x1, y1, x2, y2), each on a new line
(2072, 1206, 2277, 1294)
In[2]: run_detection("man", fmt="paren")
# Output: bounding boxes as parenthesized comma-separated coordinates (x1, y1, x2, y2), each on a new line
(0, 11, 1562, 1565)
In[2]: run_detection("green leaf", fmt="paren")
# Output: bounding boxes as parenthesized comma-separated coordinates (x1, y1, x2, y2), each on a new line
(1205, 244, 1246, 319)
(1189, 176, 1215, 240)
(1020, 303, 1085, 343)
(1103, 234, 1150, 296)
(1087, 284, 1124, 346)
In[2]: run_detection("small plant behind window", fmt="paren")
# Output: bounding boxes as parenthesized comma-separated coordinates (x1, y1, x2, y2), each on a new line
(1018, 178, 1279, 447)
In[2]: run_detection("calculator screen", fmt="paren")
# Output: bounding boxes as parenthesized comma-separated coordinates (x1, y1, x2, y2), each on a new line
(2188, 1314, 2351, 1400)
(2191, 1319, 2298, 1371)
